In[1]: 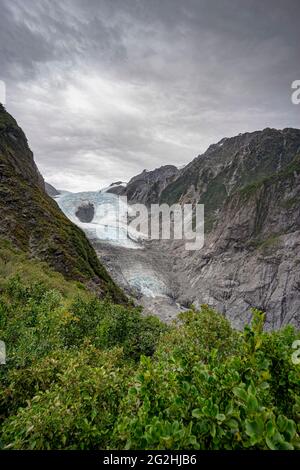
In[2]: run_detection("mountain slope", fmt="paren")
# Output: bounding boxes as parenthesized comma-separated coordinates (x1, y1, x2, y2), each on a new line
(153, 129, 300, 328)
(45, 182, 60, 197)
(0, 104, 125, 302)
(173, 152, 300, 329)
(108, 165, 179, 205)
(160, 128, 300, 231)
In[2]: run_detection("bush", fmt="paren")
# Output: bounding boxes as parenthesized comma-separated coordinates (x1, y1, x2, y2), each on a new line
(63, 297, 167, 360)
(0, 246, 299, 450)
(1, 347, 132, 450)
(114, 308, 300, 450)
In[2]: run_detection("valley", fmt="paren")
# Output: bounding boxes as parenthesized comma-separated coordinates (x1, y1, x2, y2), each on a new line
(54, 189, 186, 322)
(51, 127, 300, 330)
(1, 100, 300, 451)
(1, 0, 300, 453)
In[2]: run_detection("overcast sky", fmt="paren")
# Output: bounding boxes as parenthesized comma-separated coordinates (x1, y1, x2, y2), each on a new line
(1, 0, 299, 191)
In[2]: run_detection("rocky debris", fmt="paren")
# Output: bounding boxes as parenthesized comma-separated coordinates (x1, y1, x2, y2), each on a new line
(93, 239, 184, 321)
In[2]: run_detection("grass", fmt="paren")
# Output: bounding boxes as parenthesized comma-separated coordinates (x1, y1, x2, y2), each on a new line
(0, 239, 91, 305)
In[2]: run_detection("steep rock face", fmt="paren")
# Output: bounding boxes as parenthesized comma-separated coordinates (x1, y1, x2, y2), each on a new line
(0, 104, 125, 302)
(169, 150, 300, 329)
(0, 104, 45, 190)
(109, 165, 179, 205)
(106, 181, 127, 196)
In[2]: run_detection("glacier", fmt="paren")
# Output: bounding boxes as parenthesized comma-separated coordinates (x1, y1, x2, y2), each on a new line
(55, 190, 141, 249)
(54, 188, 180, 313)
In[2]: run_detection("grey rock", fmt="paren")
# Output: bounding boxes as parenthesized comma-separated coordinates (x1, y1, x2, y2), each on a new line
(75, 202, 95, 223)
(123, 165, 179, 205)
(161, 132, 300, 329)
(45, 182, 60, 196)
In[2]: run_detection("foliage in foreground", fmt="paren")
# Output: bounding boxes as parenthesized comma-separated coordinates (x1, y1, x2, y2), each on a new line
(0, 243, 299, 450)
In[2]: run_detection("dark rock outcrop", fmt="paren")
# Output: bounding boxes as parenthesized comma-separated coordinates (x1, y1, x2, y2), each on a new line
(109, 165, 179, 205)
(106, 182, 127, 196)
(75, 203, 95, 223)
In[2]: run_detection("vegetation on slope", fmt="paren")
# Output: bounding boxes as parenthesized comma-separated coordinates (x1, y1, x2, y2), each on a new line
(0, 104, 125, 302)
(238, 153, 300, 201)
(227, 152, 300, 245)
(0, 241, 299, 450)
(160, 129, 300, 233)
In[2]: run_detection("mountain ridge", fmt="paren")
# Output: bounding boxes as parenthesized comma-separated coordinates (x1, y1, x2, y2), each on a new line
(108, 164, 179, 204)
(160, 127, 300, 230)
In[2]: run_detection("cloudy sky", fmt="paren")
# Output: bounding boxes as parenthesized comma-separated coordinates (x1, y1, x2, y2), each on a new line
(1, 0, 299, 191)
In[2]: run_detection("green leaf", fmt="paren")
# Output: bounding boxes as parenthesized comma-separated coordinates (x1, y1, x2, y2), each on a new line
(246, 394, 259, 413)
(266, 432, 294, 450)
(233, 386, 248, 402)
(277, 415, 296, 441)
(192, 408, 202, 419)
(210, 422, 216, 438)
(226, 418, 239, 430)
(245, 417, 264, 438)
(216, 413, 226, 422)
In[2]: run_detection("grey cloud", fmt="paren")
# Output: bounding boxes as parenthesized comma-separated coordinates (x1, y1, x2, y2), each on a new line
(0, 0, 299, 191)
(0, 1, 55, 80)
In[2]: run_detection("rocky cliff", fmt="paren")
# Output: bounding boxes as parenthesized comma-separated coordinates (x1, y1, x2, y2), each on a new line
(108, 164, 179, 205)
(159, 129, 300, 329)
(0, 104, 125, 302)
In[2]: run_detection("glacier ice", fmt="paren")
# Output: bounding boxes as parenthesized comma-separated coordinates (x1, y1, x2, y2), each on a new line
(55, 190, 141, 249)
(55, 189, 170, 300)
(122, 267, 167, 298)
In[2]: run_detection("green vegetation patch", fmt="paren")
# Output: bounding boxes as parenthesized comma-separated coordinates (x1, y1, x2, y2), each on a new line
(248, 234, 281, 252)
(0, 249, 299, 450)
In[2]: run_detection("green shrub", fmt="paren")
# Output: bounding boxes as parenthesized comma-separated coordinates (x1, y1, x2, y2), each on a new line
(1, 347, 132, 450)
(0, 247, 299, 450)
(62, 297, 168, 360)
(114, 309, 300, 450)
